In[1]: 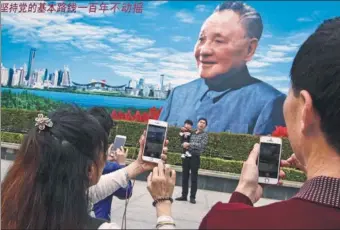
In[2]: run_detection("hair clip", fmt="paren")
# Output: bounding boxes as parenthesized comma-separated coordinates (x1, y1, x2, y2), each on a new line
(35, 113, 53, 131)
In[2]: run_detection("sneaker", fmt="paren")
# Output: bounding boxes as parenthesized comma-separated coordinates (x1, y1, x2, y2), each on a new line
(185, 151, 192, 157)
(190, 198, 196, 204)
(175, 196, 187, 201)
(181, 154, 186, 158)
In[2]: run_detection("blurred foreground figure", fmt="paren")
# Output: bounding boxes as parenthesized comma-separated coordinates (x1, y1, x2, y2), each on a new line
(1, 106, 175, 229)
(88, 107, 133, 222)
(199, 17, 340, 229)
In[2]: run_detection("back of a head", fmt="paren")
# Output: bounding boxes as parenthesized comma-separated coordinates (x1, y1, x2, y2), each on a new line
(290, 17, 340, 153)
(214, 1, 263, 41)
(88, 107, 114, 136)
(1, 106, 108, 229)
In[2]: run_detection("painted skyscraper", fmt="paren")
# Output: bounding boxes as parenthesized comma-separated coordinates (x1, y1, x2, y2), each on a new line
(25, 48, 37, 81)
(61, 65, 71, 87)
(160, 74, 164, 91)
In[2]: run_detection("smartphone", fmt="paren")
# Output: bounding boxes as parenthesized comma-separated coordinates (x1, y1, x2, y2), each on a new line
(111, 135, 127, 152)
(142, 119, 168, 163)
(258, 136, 282, 185)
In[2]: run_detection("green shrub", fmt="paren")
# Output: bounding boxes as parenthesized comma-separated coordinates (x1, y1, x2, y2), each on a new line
(1, 108, 39, 133)
(0, 131, 306, 183)
(1, 131, 24, 143)
(1, 108, 294, 161)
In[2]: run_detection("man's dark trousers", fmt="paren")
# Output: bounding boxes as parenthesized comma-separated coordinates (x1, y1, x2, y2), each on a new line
(181, 155, 200, 199)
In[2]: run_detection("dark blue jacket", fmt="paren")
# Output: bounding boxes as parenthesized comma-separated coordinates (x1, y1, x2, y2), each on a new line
(159, 67, 286, 135)
(93, 162, 133, 221)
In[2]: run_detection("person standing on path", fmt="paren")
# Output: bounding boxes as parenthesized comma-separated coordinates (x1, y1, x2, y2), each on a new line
(175, 118, 209, 204)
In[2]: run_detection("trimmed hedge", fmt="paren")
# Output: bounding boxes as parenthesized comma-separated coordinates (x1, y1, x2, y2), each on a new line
(1, 131, 306, 182)
(1, 131, 24, 143)
(123, 147, 306, 183)
(2, 108, 294, 161)
(1, 108, 41, 133)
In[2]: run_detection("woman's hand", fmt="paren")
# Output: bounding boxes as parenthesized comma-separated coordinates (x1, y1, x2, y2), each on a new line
(116, 146, 128, 166)
(281, 153, 306, 174)
(136, 130, 168, 171)
(235, 143, 286, 204)
(125, 131, 169, 179)
(147, 162, 176, 200)
(106, 144, 116, 162)
(147, 162, 176, 217)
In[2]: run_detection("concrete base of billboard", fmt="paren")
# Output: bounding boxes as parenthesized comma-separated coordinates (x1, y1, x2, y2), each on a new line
(1, 142, 302, 200)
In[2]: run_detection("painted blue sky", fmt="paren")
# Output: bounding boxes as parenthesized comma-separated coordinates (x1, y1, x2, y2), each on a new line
(2, 1, 340, 93)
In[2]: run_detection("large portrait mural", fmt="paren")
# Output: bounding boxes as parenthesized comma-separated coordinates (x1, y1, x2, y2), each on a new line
(2, 0, 339, 135)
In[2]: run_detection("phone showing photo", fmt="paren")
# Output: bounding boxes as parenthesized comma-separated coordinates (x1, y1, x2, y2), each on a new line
(258, 136, 282, 185)
(142, 119, 168, 163)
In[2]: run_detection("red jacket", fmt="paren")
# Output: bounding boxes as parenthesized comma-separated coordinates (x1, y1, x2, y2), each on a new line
(199, 176, 340, 229)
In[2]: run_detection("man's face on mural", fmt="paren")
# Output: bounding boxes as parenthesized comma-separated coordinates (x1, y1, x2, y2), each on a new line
(194, 10, 258, 79)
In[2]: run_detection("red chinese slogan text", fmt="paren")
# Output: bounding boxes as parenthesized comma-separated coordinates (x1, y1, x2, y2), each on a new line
(0, 2, 143, 14)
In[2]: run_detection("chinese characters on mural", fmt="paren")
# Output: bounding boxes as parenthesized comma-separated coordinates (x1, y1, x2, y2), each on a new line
(0, 2, 143, 14)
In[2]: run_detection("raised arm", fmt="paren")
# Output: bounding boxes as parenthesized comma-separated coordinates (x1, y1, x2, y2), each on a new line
(88, 168, 129, 204)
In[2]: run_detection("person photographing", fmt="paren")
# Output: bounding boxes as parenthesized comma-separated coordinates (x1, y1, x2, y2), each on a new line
(199, 17, 340, 229)
(87, 107, 133, 222)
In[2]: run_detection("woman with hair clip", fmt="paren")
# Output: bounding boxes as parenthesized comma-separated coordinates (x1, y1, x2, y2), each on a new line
(1, 106, 177, 229)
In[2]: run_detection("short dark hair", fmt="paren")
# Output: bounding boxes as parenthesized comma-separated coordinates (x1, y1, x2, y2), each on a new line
(184, 119, 193, 126)
(214, 1, 263, 41)
(290, 17, 340, 153)
(198, 117, 208, 126)
(88, 107, 114, 135)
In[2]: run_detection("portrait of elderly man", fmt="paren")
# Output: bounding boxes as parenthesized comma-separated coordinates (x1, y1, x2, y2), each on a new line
(159, 1, 286, 135)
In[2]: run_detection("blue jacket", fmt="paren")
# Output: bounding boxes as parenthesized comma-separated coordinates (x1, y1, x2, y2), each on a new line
(159, 67, 286, 135)
(92, 162, 133, 221)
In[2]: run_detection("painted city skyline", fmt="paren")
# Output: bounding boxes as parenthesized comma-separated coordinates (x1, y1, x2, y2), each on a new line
(2, 1, 340, 95)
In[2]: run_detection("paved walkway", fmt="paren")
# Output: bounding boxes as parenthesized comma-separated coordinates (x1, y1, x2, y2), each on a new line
(1, 159, 280, 229)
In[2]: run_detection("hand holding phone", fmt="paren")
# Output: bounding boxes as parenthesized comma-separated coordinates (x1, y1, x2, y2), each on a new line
(115, 146, 128, 166)
(235, 137, 283, 204)
(111, 135, 127, 152)
(108, 135, 127, 162)
(258, 136, 282, 185)
(142, 119, 168, 163)
(235, 143, 263, 204)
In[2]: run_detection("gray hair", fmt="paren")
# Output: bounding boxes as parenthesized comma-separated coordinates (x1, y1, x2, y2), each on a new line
(214, 1, 263, 41)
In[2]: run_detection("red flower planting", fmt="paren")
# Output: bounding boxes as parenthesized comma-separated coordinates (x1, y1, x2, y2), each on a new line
(272, 126, 288, 137)
(111, 107, 162, 123)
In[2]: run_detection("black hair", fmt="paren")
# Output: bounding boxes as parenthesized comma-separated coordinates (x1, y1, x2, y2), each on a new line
(198, 117, 208, 126)
(184, 119, 194, 126)
(1, 106, 108, 229)
(290, 17, 340, 153)
(88, 107, 115, 135)
(214, 1, 263, 41)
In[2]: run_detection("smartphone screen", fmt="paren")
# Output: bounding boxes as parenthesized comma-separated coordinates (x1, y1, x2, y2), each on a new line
(258, 142, 281, 179)
(112, 136, 126, 152)
(144, 124, 166, 159)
